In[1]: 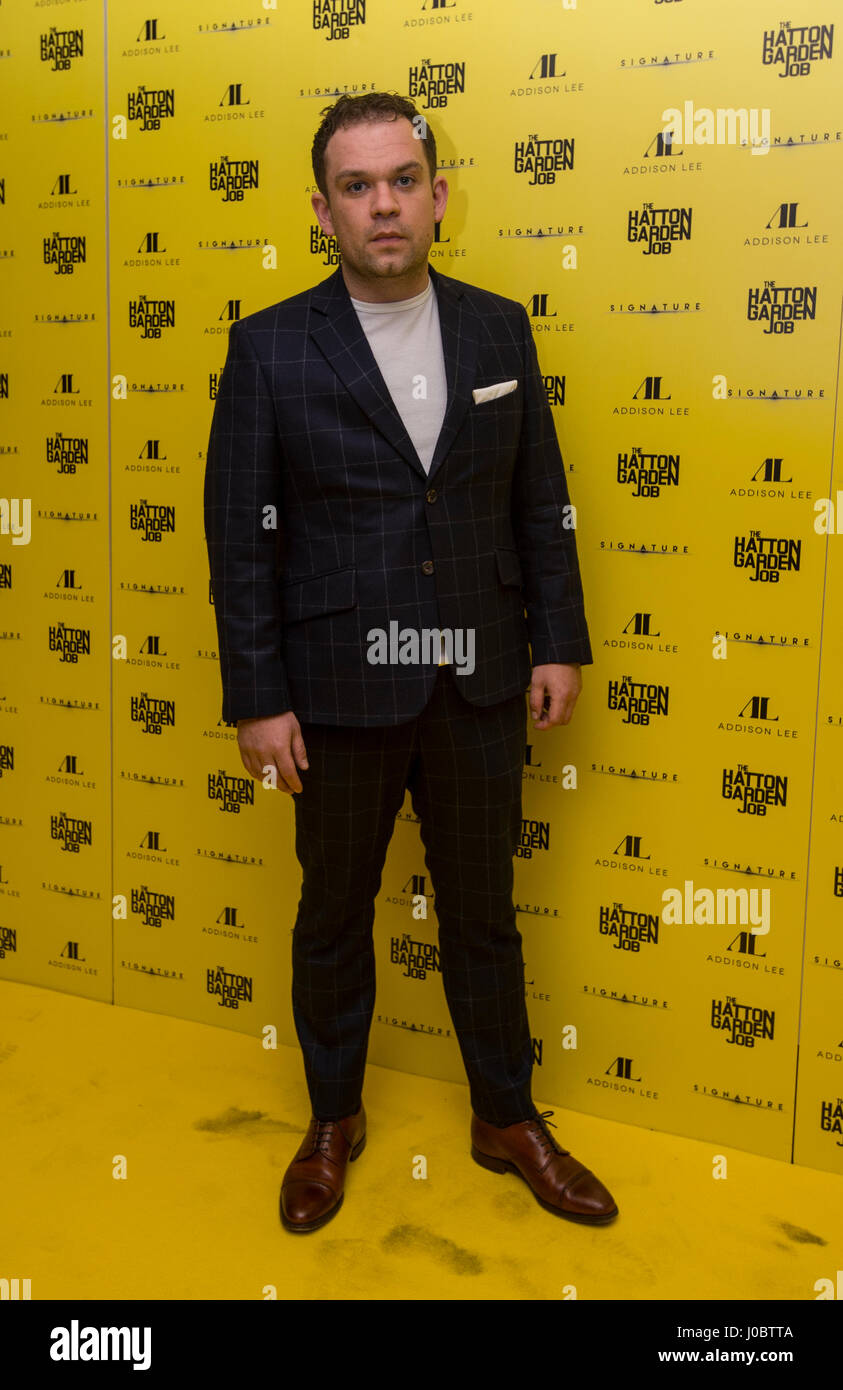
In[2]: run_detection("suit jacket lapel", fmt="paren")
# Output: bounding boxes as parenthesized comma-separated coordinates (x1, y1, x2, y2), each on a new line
(427, 264, 480, 484)
(307, 261, 479, 486)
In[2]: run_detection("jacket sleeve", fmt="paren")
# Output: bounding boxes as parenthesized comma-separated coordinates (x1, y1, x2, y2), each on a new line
(510, 304, 593, 667)
(203, 318, 292, 725)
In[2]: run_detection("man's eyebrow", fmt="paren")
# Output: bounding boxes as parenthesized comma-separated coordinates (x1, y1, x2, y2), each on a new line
(333, 160, 425, 184)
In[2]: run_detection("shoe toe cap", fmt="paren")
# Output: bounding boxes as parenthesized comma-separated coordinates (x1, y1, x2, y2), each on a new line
(560, 1168, 618, 1219)
(281, 1179, 337, 1224)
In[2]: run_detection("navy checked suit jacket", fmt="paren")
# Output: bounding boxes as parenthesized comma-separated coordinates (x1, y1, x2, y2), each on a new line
(203, 262, 593, 728)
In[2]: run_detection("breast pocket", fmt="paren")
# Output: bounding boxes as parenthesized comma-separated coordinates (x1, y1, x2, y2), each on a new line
(473, 379, 519, 405)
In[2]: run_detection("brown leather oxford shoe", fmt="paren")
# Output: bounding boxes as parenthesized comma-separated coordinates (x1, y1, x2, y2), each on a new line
(471, 1109, 618, 1223)
(280, 1102, 366, 1233)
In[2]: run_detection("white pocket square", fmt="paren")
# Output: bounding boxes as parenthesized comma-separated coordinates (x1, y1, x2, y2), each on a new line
(472, 379, 519, 404)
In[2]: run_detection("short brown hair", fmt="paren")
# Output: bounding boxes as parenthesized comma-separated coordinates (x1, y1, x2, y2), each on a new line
(311, 92, 438, 201)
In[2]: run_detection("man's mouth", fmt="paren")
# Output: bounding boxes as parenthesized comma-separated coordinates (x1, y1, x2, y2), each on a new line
(372, 233, 404, 242)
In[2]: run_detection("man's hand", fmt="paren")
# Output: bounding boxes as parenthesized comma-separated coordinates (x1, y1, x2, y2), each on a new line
(529, 663, 582, 730)
(236, 711, 309, 794)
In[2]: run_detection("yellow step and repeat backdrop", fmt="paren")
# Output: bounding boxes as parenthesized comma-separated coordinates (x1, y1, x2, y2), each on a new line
(1, 0, 841, 1174)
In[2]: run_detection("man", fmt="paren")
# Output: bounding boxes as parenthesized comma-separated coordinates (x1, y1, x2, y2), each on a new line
(204, 92, 618, 1233)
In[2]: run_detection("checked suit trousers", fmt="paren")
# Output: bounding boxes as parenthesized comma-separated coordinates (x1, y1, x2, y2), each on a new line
(290, 665, 538, 1127)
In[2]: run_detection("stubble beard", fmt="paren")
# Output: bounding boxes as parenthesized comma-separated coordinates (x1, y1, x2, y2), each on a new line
(348, 232, 431, 283)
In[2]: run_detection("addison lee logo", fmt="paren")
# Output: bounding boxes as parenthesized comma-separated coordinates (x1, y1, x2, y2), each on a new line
(586, 1056, 658, 1102)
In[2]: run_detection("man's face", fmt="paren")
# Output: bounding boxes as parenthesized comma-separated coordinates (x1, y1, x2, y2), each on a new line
(311, 116, 448, 294)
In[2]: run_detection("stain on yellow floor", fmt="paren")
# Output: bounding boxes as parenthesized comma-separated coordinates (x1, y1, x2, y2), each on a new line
(1, 979, 840, 1301)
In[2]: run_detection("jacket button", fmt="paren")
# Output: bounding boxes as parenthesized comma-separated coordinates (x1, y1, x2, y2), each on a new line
(421, 560, 434, 575)
(426, 488, 438, 503)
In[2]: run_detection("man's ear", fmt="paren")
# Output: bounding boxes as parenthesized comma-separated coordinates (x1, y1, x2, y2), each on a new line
(311, 191, 334, 236)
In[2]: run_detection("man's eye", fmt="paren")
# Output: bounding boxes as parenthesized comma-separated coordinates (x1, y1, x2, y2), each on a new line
(346, 177, 415, 192)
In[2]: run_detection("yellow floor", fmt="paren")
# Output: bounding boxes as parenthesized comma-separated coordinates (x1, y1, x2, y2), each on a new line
(1, 977, 840, 1302)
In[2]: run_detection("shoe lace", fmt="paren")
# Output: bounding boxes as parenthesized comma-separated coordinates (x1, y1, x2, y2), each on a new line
(312, 1119, 339, 1157)
(525, 1110, 564, 1158)
(310, 1117, 354, 1162)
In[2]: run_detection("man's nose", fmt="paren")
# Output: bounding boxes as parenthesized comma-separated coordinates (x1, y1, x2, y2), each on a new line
(369, 181, 401, 213)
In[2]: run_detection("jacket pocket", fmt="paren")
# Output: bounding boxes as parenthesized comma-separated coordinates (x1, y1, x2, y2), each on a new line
(495, 547, 524, 589)
(280, 565, 357, 624)
(473, 379, 519, 404)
